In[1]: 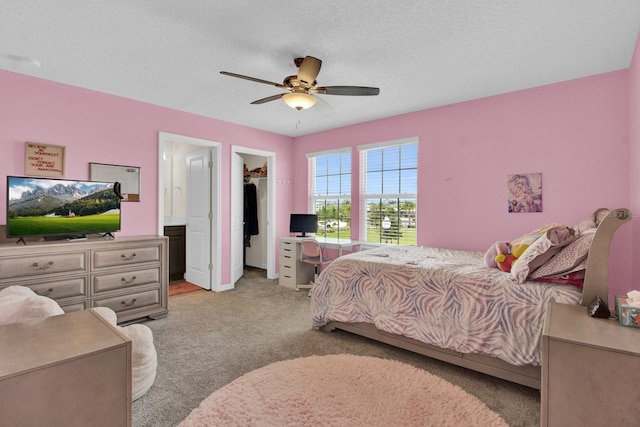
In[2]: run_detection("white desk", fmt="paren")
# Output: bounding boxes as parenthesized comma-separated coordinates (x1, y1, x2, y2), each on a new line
(313, 237, 361, 257)
(278, 237, 361, 290)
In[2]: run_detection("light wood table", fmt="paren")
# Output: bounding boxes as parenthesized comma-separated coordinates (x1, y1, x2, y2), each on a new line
(0, 309, 132, 427)
(541, 302, 640, 426)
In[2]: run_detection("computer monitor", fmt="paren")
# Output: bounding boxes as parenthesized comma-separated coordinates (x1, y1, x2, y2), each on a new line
(289, 213, 317, 237)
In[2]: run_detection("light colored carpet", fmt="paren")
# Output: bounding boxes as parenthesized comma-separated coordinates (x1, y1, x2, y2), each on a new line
(132, 267, 539, 426)
(179, 354, 508, 427)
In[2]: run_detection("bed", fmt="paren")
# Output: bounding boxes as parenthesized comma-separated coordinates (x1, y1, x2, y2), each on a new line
(311, 208, 631, 389)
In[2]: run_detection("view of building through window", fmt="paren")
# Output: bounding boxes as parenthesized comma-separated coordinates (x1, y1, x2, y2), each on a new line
(365, 198, 416, 245)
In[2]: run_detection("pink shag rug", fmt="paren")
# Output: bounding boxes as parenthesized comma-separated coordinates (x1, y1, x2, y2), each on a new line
(179, 354, 508, 427)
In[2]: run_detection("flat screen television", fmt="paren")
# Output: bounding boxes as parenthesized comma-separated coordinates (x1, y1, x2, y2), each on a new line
(6, 176, 121, 240)
(289, 213, 317, 237)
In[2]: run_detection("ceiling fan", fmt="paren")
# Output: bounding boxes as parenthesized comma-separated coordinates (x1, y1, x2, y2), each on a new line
(220, 56, 380, 110)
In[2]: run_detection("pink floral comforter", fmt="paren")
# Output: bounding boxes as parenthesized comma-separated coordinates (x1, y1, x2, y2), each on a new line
(311, 246, 581, 366)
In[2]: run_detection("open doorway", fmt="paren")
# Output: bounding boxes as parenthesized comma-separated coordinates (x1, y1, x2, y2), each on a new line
(158, 132, 222, 292)
(231, 146, 276, 285)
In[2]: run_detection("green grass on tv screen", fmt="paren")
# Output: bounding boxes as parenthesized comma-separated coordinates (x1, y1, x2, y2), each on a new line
(8, 214, 120, 236)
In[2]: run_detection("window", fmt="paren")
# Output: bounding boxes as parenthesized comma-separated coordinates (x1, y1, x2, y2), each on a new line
(307, 149, 351, 239)
(359, 138, 418, 245)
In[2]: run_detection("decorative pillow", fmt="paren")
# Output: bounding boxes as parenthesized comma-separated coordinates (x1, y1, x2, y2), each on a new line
(572, 208, 609, 237)
(572, 216, 596, 237)
(529, 229, 596, 279)
(511, 226, 576, 283)
(510, 223, 564, 248)
(533, 270, 585, 288)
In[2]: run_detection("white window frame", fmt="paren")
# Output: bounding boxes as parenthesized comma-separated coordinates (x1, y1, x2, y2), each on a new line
(358, 137, 418, 246)
(306, 148, 352, 239)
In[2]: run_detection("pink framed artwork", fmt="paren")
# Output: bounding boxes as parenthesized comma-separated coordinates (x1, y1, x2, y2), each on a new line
(507, 173, 542, 213)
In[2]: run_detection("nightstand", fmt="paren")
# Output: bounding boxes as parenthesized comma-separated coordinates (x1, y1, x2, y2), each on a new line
(0, 309, 132, 426)
(541, 302, 640, 426)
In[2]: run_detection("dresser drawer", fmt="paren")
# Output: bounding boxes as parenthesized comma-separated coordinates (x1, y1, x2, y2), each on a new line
(93, 245, 161, 268)
(93, 268, 161, 294)
(21, 277, 88, 301)
(92, 289, 161, 314)
(280, 262, 295, 279)
(279, 240, 296, 255)
(0, 251, 86, 280)
(279, 254, 296, 268)
(279, 274, 296, 288)
(59, 301, 89, 313)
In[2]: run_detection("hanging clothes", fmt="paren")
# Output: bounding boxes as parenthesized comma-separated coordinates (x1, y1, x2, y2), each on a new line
(244, 182, 259, 247)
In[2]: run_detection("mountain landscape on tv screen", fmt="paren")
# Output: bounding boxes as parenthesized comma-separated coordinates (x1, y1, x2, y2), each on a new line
(8, 182, 117, 217)
(7, 178, 121, 237)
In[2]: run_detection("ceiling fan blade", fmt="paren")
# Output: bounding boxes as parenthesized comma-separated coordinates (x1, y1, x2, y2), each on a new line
(220, 71, 285, 89)
(250, 94, 284, 105)
(312, 86, 380, 96)
(297, 56, 322, 87)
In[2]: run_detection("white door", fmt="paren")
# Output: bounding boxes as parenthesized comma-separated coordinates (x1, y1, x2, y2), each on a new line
(230, 152, 244, 284)
(185, 147, 211, 289)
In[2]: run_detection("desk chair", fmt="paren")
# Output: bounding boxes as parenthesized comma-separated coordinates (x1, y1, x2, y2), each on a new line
(298, 239, 332, 292)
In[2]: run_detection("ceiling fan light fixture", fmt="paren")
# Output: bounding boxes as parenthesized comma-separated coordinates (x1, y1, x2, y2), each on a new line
(282, 92, 316, 110)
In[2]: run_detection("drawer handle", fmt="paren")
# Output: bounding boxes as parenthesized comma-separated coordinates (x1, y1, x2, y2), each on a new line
(121, 275, 137, 285)
(120, 253, 137, 261)
(121, 298, 137, 307)
(34, 287, 54, 296)
(32, 261, 54, 270)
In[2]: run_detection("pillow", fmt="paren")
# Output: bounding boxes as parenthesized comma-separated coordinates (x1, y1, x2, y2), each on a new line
(572, 208, 609, 237)
(529, 229, 596, 279)
(572, 216, 596, 237)
(511, 226, 576, 283)
(533, 270, 585, 288)
(510, 223, 564, 247)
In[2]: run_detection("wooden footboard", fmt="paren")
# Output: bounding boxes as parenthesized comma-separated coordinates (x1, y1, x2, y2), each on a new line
(322, 321, 542, 389)
(580, 208, 631, 305)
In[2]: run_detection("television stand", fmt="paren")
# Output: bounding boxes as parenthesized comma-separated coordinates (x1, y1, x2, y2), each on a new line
(16, 237, 27, 246)
(0, 235, 169, 324)
(101, 232, 115, 240)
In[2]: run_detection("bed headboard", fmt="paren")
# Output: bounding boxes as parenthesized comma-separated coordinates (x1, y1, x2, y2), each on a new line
(580, 208, 631, 306)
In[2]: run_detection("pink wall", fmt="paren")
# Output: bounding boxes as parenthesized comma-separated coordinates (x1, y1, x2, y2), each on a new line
(1, 57, 637, 300)
(0, 70, 295, 286)
(295, 70, 633, 301)
(630, 32, 640, 287)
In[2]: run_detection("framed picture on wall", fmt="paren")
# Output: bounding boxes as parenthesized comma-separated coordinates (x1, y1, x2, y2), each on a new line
(24, 142, 65, 177)
(507, 172, 542, 213)
(90, 162, 141, 202)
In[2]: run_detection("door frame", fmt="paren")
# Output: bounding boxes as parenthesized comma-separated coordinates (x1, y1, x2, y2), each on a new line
(158, 132, 222, 291)
(231, 145, 277, 281)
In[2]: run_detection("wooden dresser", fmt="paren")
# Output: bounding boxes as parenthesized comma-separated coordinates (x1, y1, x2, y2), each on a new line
(0, 309, 132, 426)
(542, 302, 640, 426)
(0, 235, 168, 324)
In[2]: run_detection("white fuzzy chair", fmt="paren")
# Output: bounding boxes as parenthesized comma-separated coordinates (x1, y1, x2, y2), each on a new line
(0, 286, 157, 400)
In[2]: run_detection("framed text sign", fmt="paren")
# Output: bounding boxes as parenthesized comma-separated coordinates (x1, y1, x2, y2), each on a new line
(24, 142, 66, 177)
(90, 162, 141, 202)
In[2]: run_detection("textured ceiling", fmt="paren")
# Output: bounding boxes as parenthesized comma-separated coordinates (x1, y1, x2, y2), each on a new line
(2, 1, 640, 137)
